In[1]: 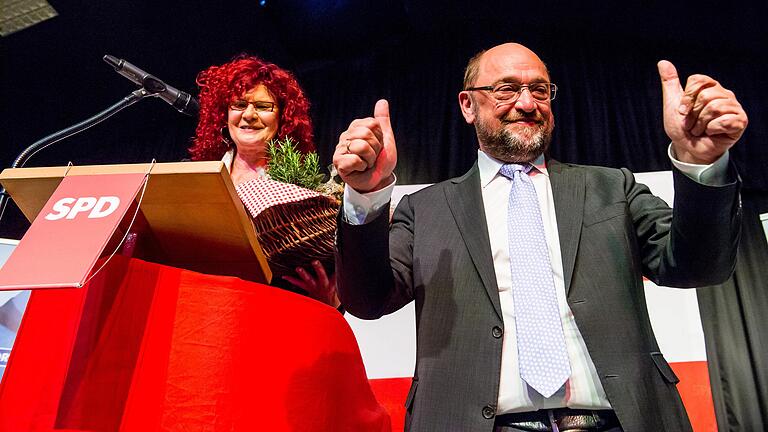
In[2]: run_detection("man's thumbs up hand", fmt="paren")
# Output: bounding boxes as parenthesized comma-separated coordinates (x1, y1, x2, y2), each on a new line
(658, 60, 747, 164)
(334, 99, 398, 193)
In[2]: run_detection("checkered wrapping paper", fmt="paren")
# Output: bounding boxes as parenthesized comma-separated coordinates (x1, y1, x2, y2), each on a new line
(236, 177, 322, 218)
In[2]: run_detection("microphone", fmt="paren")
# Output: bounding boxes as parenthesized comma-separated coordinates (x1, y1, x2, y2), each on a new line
(103, 55, 199, 116)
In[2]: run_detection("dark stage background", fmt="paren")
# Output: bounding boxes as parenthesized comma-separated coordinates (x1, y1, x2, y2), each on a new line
(1, 1, 766, 429)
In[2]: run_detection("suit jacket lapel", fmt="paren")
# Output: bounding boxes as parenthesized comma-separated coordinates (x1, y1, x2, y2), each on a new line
(445, 163, 503, 321)
(548, 159, 585, 295)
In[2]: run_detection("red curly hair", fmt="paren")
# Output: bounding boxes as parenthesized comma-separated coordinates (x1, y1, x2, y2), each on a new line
(189, 54, 315, 161)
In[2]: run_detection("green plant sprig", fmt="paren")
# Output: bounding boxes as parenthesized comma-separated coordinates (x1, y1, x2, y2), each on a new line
(266, 136, 325, 190)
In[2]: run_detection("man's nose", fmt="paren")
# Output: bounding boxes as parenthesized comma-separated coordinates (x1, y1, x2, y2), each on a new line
(514, 88, 537, 112)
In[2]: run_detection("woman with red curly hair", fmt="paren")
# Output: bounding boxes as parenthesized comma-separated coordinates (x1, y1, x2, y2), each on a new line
(190, 54, 314, 181)
(190, 55, 338, 308)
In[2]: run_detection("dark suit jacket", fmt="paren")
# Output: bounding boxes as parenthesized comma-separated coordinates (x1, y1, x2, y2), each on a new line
(336, 159, 741, 432)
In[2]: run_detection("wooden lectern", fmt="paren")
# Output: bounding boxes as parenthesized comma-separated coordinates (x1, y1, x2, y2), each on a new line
(0, 161, 271, 284)
(0, 163, 391, 431)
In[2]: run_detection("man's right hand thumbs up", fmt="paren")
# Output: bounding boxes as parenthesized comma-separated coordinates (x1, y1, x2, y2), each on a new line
(333, 99, 398, 193)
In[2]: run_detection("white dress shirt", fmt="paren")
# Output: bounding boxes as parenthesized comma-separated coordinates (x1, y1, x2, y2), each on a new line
(343, 148, 729, 412)
(477, 151, 609, 412)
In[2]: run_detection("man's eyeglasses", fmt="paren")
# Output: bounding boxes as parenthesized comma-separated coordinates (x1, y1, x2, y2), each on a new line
(229, 100, 277, 112)
(465, 82, 558, 102)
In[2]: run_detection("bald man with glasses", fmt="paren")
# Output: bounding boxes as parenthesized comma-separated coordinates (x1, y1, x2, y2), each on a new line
(333, 42, 746, 431)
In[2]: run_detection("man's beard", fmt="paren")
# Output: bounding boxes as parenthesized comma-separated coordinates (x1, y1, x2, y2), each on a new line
(476, 117, 552, 163)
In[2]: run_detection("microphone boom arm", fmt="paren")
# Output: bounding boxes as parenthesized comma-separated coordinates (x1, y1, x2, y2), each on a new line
(0, 88, 152, 226)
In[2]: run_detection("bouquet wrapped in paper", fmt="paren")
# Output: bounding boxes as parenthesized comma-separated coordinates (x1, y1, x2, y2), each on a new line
(235, 138, 342, 278)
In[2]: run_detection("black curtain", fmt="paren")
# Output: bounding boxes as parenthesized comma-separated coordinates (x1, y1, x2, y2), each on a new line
(1, 0, 767, 427)
(698, 190, 768, 431)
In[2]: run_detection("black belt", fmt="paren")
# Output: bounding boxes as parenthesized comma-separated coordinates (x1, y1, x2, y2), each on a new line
(494, 408, 620, 432)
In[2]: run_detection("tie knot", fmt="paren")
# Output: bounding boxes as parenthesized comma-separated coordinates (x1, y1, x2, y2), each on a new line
(499, 163, 531, 180)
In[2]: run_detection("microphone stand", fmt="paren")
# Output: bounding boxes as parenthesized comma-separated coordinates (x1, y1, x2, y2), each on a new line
(0, 88, 153, 227)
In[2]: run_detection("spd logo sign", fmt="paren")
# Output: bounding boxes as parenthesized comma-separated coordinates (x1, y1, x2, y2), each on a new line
(0, 173, 147, 290)
(45, 196, 121, 220)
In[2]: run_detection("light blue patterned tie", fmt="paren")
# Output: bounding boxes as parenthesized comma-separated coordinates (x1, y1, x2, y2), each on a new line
(499, 163, 571, 398)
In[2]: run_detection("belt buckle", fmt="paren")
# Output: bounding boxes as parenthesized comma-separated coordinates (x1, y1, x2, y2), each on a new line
(552, 409, 605, 431)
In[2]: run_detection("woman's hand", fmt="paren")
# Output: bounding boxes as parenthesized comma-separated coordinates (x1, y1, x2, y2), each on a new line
(282, 260, 341, 309)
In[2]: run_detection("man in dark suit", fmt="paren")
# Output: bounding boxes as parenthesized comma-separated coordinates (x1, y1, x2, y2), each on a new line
(332, 43, 747, 431)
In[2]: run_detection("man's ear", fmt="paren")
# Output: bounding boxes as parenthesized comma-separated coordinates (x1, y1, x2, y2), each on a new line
(458, 91, 475, 124)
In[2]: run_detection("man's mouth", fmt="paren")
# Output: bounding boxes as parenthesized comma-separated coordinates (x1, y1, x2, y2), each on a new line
(503, 118, 541, 126)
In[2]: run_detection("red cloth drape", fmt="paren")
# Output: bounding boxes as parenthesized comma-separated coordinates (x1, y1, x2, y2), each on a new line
(0, 256, 390, 432)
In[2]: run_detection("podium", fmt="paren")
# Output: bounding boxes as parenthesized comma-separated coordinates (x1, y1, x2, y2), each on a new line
(0, 162, 271, 285)
(0, 163, 391, 431)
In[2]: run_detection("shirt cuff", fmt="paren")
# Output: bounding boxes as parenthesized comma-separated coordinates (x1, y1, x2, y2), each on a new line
(342, 175, 396, 225)
(668, 145, 730, 186)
